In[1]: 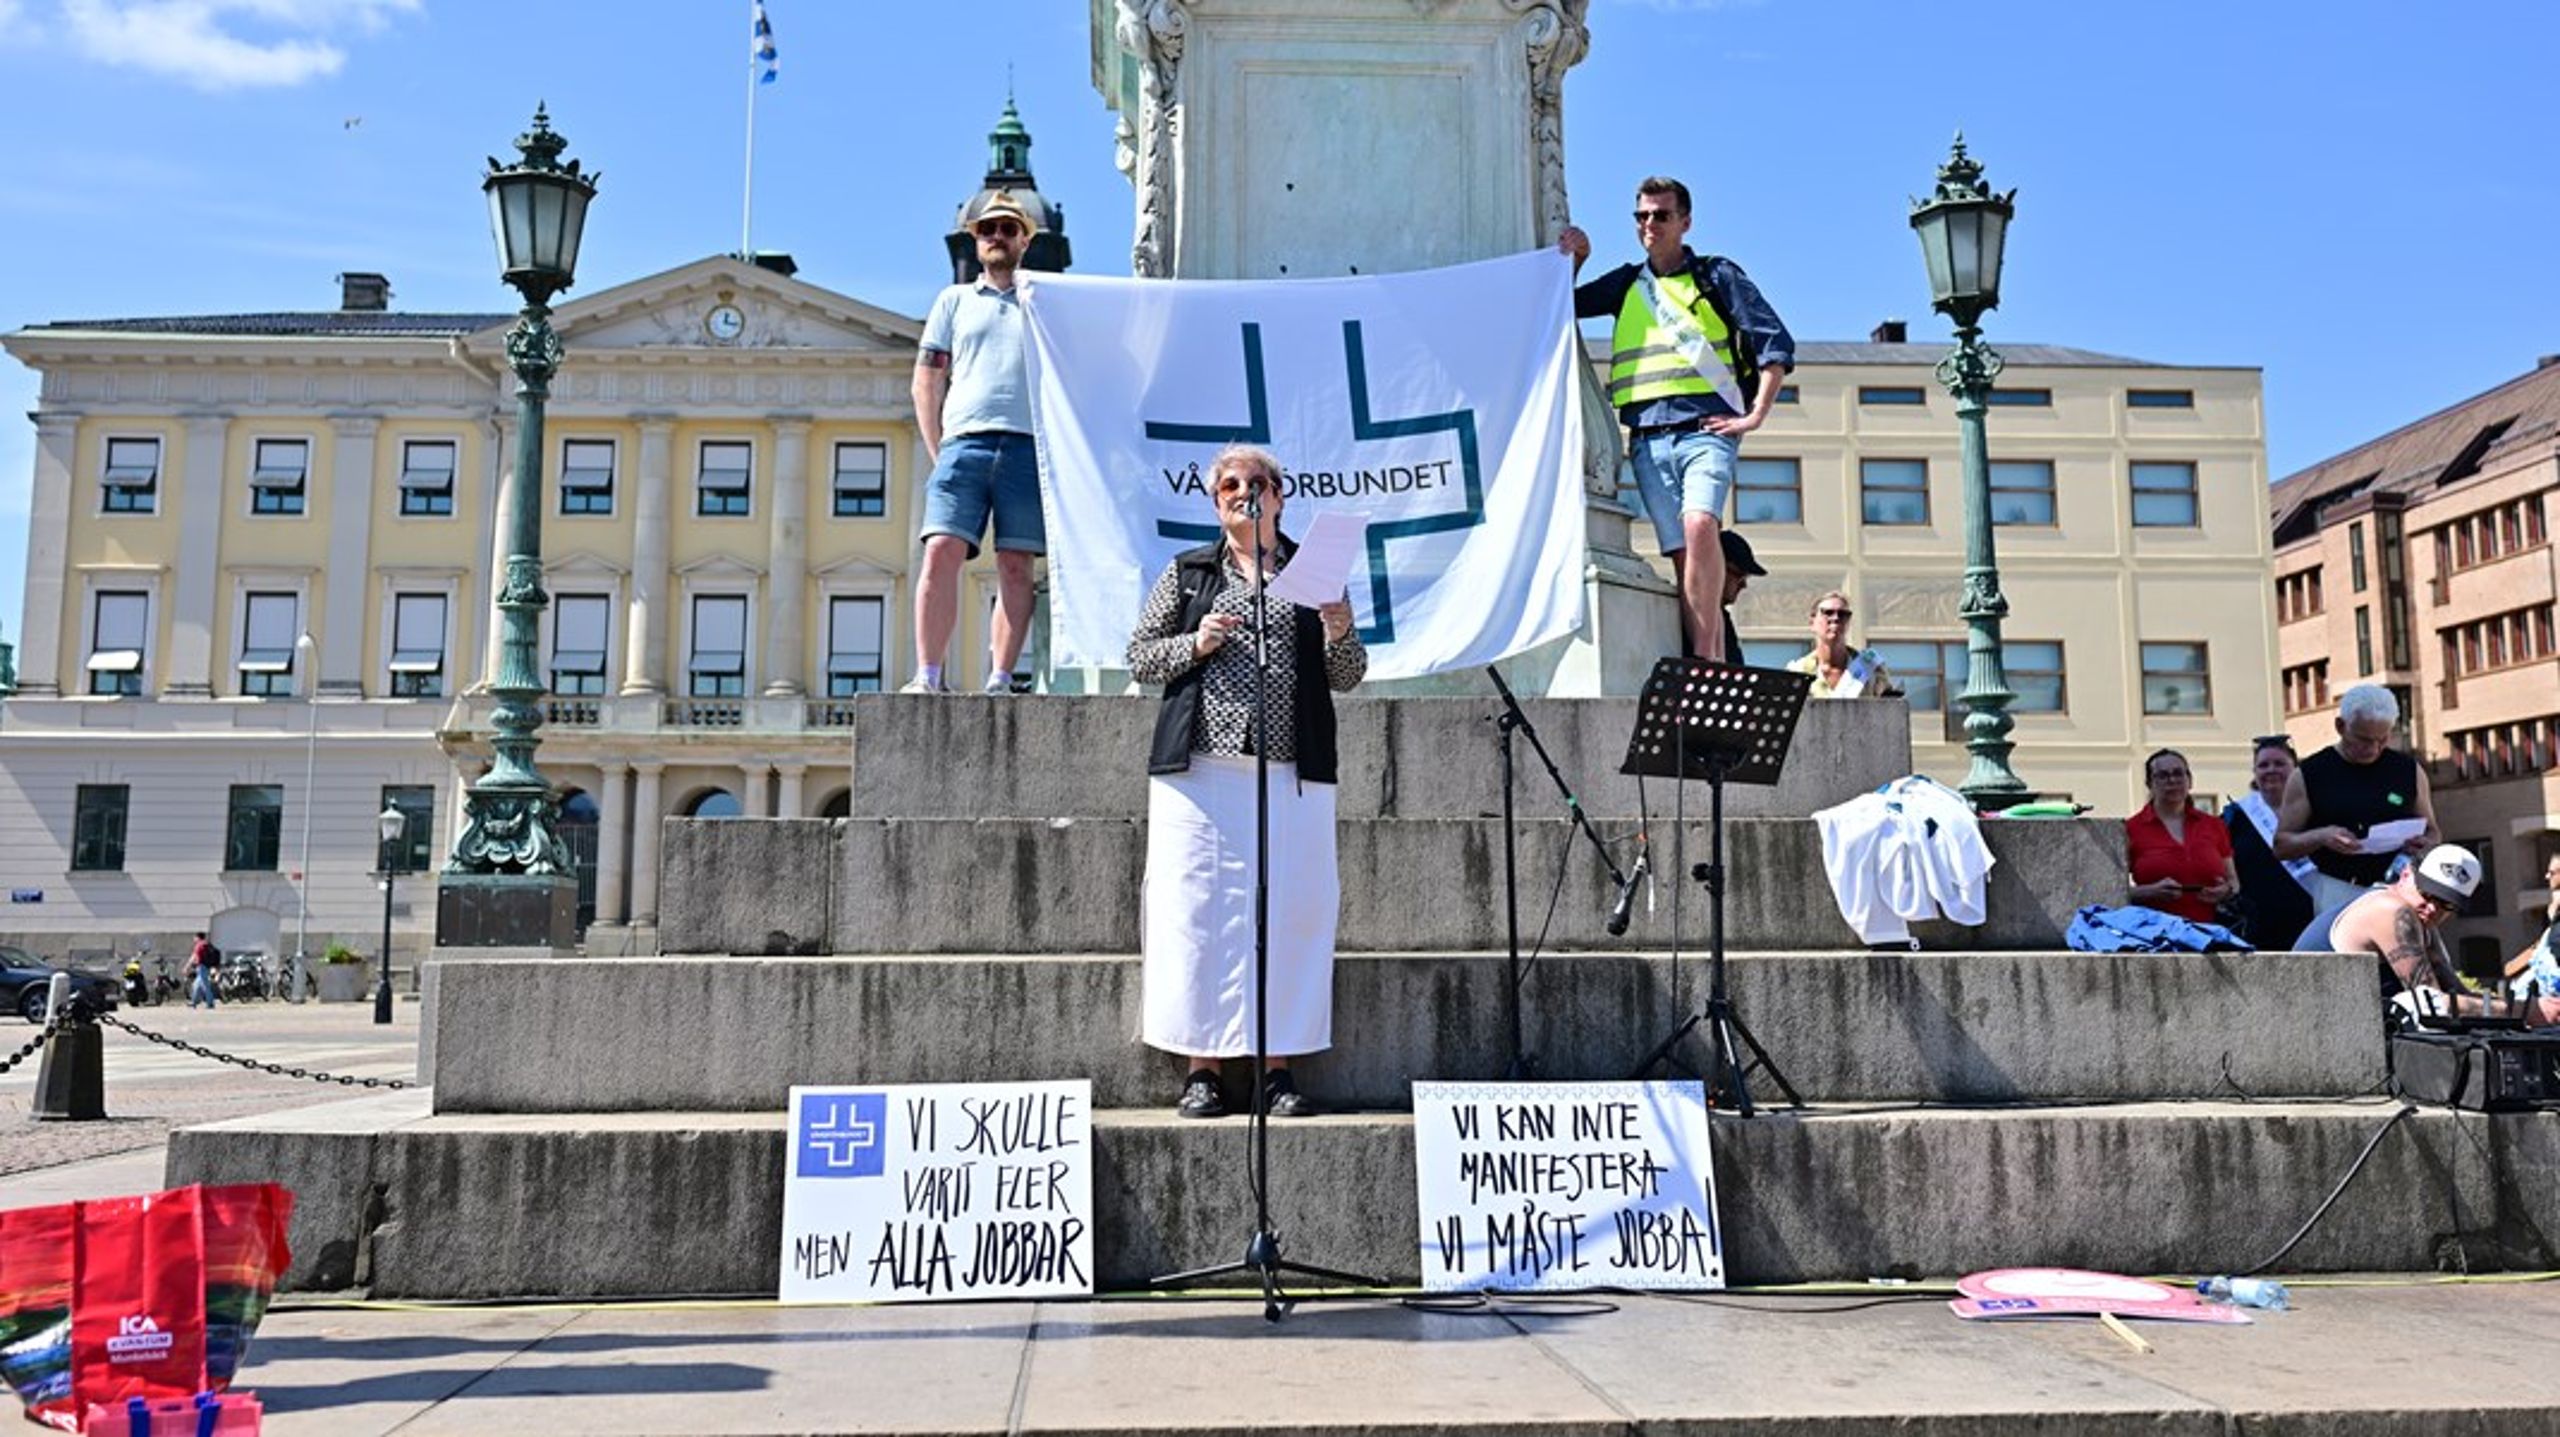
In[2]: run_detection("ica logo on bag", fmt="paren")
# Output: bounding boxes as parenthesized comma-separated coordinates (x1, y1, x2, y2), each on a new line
(105, 1313, 175, 1363)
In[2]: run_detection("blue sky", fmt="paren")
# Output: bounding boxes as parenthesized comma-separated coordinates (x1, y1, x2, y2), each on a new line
(3, 0, 2556, 648)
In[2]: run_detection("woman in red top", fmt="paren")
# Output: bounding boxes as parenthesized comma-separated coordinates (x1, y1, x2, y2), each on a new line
(2125, 749, 2238, 925)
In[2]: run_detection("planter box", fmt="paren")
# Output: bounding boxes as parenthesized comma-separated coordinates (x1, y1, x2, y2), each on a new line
(315, 965, 369, 1003)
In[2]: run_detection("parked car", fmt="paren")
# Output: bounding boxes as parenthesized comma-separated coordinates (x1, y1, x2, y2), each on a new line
(0, 945, 122, 1023)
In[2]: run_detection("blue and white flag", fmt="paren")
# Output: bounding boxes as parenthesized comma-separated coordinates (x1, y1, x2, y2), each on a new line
(752, 1, 778, 83)
(1021, 250, 1588, 680)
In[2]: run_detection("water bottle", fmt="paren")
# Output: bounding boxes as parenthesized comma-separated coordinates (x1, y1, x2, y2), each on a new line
(2196, 1275, 2290, 1311)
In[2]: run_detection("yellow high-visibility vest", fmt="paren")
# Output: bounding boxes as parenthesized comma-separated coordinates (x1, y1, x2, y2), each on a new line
(1607, 271, 1737, 409)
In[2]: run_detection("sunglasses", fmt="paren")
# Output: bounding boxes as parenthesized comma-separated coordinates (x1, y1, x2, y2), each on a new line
(1815, 608, 1852, 620)
(974, 219, 1023, 239)
(1632, 207, 1683, 225)
(1214, 474, 1272, 496)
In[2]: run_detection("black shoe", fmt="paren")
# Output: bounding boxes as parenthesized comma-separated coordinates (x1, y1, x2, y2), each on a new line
(1263, 1072, 1316, 1118)
(1177, 1072, 1226, 1119)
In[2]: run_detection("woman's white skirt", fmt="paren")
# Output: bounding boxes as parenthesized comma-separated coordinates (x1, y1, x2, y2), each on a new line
(1141, 753, 1338, 1058)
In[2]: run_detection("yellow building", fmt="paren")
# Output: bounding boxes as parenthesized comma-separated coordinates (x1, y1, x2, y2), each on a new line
(2270, 357, 2560, 974)
(1682, 323, 2278, 813)
(0, 256, 1042, 963)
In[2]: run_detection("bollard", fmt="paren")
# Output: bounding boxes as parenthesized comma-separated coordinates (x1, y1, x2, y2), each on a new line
(32, 973, 107, 1122)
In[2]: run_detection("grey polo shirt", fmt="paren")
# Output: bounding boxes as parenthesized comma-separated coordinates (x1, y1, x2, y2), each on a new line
(920, 279, 1033, 438)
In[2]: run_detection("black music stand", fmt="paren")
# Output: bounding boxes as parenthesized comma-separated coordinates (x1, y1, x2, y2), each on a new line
(1620, 657, 1810, 1116)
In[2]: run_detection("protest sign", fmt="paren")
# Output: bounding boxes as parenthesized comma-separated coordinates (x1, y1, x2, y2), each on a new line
(1411, 1080, 1721, 1292)
(779, 1081, 1093, 1304)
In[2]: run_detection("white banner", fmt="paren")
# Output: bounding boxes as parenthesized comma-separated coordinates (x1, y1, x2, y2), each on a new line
(1411, 1080, 1722, 1292)
(779, 1082, 1094, 1304)
(1021, 250, 1588, 680)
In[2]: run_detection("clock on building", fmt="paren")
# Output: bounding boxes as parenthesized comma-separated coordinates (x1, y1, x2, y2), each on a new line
(704, 304, 746, 343)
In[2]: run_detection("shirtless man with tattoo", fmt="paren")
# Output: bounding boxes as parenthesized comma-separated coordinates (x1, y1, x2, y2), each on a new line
(2303, 844, 2560, 1025)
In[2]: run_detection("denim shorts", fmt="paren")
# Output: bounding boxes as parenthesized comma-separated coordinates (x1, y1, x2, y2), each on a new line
(1627, 426, 1738, 554)
(920, 430, 1045, 557)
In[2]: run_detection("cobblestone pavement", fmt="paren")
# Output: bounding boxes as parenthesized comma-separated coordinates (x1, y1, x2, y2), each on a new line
(0, 997, 419, 1176)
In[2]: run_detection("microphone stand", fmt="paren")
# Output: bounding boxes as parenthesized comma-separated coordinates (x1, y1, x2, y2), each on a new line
(1153, 484, 1379, 1321)
(1486, 665, 1640, 1079)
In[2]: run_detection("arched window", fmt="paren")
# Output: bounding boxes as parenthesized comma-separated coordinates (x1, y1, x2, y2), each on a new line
(817, 789, 851, 819)
(684, 788, 742, 819)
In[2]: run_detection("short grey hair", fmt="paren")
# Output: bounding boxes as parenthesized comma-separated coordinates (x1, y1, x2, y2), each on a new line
(2337, 683, 2399, 729)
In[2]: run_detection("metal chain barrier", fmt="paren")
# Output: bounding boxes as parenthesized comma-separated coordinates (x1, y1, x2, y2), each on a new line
(0, 1009, 70, 1077)
(93, 1011, 413, 1090)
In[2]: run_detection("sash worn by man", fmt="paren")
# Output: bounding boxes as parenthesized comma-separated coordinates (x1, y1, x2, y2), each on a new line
(1560, 176, 1795, 662)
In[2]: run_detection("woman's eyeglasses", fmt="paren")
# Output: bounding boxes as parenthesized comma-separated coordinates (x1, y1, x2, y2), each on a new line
(1214, 475, 1272, 497)
(1815, 608, 1852, 620)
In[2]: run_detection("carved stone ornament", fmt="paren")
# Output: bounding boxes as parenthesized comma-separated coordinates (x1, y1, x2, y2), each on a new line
(1508, 0, 1590, 245)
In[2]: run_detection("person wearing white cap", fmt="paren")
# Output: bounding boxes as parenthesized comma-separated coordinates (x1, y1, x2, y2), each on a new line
(2298, 844, 2560, 1025)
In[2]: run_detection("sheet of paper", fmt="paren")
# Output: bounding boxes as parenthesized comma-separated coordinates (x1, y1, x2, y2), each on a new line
(2358, 818, 2427, 855)
(1834, 649, 1878, 698)
(1266, 510, 1367, 609)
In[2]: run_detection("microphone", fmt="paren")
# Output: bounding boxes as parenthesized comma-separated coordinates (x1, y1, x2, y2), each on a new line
(1607, 850, 1650, 937)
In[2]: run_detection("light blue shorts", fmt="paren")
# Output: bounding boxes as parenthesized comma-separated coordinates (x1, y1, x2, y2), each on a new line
(920, 430, 1045, 557)
(1627, 427, 1738, 554)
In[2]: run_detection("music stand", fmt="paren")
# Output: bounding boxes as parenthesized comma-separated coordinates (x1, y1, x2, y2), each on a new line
(1620, 657, 1811, 1116)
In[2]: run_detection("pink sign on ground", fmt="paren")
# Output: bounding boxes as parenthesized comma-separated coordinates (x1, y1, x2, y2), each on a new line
(1950, 1267, 2253, 1325)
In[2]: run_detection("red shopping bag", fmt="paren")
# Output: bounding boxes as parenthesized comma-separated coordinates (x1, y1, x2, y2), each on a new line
(68, 1188, 209, 1415)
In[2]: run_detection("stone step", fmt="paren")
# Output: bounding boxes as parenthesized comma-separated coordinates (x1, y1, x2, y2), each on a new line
(846, 692, 1913, 821)
(169, 1095, 2560, 1298)
(418, 951, 2386, 1113)
(661, 814, 2124, 956)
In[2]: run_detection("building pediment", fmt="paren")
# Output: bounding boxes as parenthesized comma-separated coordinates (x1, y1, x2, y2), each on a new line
(673, 553, 768, 582)
(464, 255, 922, 362)
(548, 550, 631, 579)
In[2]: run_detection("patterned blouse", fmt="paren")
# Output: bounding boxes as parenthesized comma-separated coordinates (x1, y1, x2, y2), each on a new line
(1126, 550, 1367, 762)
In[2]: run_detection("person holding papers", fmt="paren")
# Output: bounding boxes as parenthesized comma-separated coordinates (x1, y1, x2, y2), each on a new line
(1784, 591, 1902, 699)
(2124, 749, 2237, 926)
(1124, 446, 1366, 1120)
(2275, 684, 2440, 913)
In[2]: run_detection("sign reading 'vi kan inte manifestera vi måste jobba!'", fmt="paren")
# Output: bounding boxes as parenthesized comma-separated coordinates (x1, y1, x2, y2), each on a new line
(1412, 1080, 1723, 1292)
(779, 1082, 1094, 1304)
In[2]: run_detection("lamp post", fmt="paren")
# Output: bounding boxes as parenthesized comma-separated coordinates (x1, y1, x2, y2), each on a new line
(1909, 133, 2029, 806)
(291, 632, 318, 1003)
(447, 106, 595, 880)
(375, 803, 406, 1025)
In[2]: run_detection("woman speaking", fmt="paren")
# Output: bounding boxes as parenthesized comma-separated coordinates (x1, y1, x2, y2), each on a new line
(1125, 445, 1366, 1120)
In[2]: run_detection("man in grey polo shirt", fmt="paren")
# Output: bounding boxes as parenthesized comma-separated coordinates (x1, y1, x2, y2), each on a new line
(907, 191, 1044, 694)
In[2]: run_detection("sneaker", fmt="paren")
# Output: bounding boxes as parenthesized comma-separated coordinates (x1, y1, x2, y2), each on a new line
(980, 672, 1015, 695)
(1177, 1072, 1226, 1119)
(897, 674, 947, 695)
(1263, 1072, 1316, 1118)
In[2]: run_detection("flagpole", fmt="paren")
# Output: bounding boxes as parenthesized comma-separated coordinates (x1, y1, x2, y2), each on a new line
(740, 0, 758, 259)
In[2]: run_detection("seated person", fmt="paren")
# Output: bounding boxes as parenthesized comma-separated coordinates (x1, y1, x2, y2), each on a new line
(2125, 749, 2236, 925)
(2504, 853, 2560, 1000)
(2222, 735, 2314, 946)
(1784, 590, 1902, 698)
(2298, 844, 2560, 1025)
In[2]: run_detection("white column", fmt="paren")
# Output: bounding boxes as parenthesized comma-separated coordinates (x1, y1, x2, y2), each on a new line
(623, 416, 675, 694)
(14, 411, 80, 697)
(761, 416, 812, 696)
(163, 412, 233, 697)
(775, 762, 807, 820)
(593, 760, 630, 926)
(319, 413, 380, 696)
(739, 762, 773, 816)
(628, 761, 665, 926)
(470, 415, 516, 692)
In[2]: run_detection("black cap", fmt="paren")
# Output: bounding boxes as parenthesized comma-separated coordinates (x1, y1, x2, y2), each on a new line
(1719, 529, 1768, 576)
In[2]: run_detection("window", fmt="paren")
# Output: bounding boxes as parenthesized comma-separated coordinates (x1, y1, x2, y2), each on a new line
(223, 784, 284, 871)
(380, 784, 435, 874)
(249, 438, 309, 515)
(832, 442, 887, 518)
(72, 785, 129, 872)
(388, 593, 447, 697)
(102, 437, 160, 514)
(826, 596, 886, 695)
(2005, 641, 2068, 714)
(2140, 642, 2211, 715)
(1733, 457, 1802, 524)
(2355, 607, 2374, 676)
(560, 439, 615, 515)
(1773, 385, 1800, 405)
(1860, 458, 1929, 526)
(697, 441, 752, 517)
(398, 440, 456, 516)
(1739, 639, 1808, 670)
(237, 591, 299, 696)
(688, 595, 748, 696)
(1987, 388, 2052, 407)
(2130, 461, 2198, 527)
(1867, 640, 1960, 715)
(1987, 460, 2056, 526)
(2349, 521, 2368, 591)
(2127, 389, 2195, 409)
(550, 593, 610, 695)
(86, 590, 148, 695)
(2284, 660, 2331, 715)
(1858, 386, 1927, 406)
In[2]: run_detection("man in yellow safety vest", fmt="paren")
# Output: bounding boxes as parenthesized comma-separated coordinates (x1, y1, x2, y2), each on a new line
(1561, 177, 1794, 662)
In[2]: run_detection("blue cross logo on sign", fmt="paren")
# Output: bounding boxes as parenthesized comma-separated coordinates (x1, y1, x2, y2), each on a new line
(797, 1092, 887, 1179)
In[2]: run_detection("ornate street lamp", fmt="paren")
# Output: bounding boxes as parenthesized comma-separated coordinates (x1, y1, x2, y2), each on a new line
(1910, 133, 2029, 805)
(376, 803, 407, 1025)
(448, 106, 596, 881)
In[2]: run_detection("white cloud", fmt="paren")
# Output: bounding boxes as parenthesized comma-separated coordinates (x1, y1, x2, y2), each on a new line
(57, 0, 419, 91)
